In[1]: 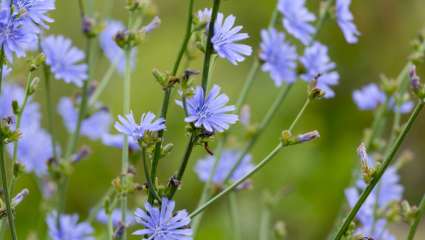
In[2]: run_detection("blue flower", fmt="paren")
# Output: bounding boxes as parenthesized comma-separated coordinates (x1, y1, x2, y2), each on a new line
(99, 20, 136, 74)
(300, 42, 339, 98)
(47, 211, 94, 240)
(96, 208, 135, 227)
(211, 13, 252, 65)
(2, 65, 11, 80)
(197, 8, 212, 24)
(336, 0, 360, 44)
(101, 133, 140, 151)
(353, 83, 414, 113)
(178, 85, 238, 133)
(4, 0, 55, 29)
(41, 35, 88, 87)
(260, 28, 297, 86)
(133, 198, 192, 240)
(278, 0, 316, 45)
(195, 150, 254, 185)
(0, 10, 38, 62)
(58, 97, 112, 140)
(114, 111, 166, 141)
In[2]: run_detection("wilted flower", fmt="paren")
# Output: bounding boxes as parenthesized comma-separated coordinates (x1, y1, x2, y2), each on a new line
(58, 97, 112, 140)
(133, 198, 192, 239)
(260, 28, 297, 86)
(177, 85, 238, 133)
(211, 13, 252, 65)
(114, 111, 165, 141)
(300, 42, 339, 98)
(99, 20, 136, 74)
(278, 0, 316, 45)
(0, 10, 38, 62)
(41, 35, 88, 87)
(195, 150, 254, 185)
(336, 0, 360, 44)
(47, 211, 94, 240)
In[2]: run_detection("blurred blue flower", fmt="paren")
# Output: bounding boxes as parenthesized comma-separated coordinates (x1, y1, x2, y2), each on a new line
(114, 111, 165, 141)
(101, 133, 140, 151)
(178, 85, 238, 133)
(47, 211, 94, 240)
(96, 208, 135, 227)
(195, 150, 254, 185)
(211, 13, 252, 65)
(260, 28, 297, 86)
(353, 83, 414, 113)
(99, 20, 136, 74)
(197, 8, 212, 24)
(278, 0, 316, 45)
(142, 16, 161, 33)
(0, 9, 38, 62)
(58, 97, 112, 140)
(336, 0, 360, 44)
(2, 65, 11, 80)
(3, 0, 55, 29)
(133, 198, 192, 240)
(300, 42, 339, 98)
(41, 35, 87, 87)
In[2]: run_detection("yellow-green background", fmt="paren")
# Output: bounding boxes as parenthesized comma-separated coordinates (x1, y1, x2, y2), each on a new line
(9, 0, 425, 239)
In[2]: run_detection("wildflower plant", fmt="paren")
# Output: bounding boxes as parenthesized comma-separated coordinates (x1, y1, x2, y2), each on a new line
(0, 0, 424, 240)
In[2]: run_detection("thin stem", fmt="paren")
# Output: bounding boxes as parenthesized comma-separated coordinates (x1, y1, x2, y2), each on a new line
(228, 192, 242, 240)
(43, 66, 58, 160)
(407, 194, 425, 240)
(201, 0, 221, 91)
(288, 97, 310, 131)
(310, 0, 336, 43)
(190, 142, 284, 218)
(259, 206, 271, 240)
(87, 188, 114, 223)
(142, 147, 161, 203)
(0, 144, 17, 240)
(88, 64, 116, 106)
(332, 101, 424, 240)
(168, 134, 198, 198)
(149, 0, 195, 202)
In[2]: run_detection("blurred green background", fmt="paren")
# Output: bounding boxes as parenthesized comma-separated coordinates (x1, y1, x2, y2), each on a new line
(9, 0, 425, 239)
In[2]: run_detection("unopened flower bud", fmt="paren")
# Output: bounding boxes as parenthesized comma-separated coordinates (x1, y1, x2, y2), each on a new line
(409, 64, 425, 99)
(29, 53, 45, 71)
(12, 100, 19, 115)
(12, 189, 29, 207)
(308, 74, 325, 100)
(28, 77, 40, 95)
(357, 143, 375, 183)
(82, 16, 104, 38)
(281, 130, 293, 145)
(142, 16, 161, 33)
(296, 130, 320, 144)
(152, 68, 168, 87)
(71, 146, 91, 163)
(113, 222, 126, 239)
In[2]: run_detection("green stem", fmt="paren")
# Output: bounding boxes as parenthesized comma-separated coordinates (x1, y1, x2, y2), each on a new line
(229, 192, 242, 240)
(288, 97, 310, 132)
(0, 144, 17, 240)
(311, 0, 336, 43)
(168, 133, 198, 198)
(142, 147, 160, 203)
(259, 205, 271, 240)
(201, 0, 221, 91)
(149, 0, 195, 203)
(88, 64, 115, 106)
(332, 101, 424, 240)
(87, 188, 114, 223)
(43, 66, 58, 160)
(190, 142, 284, 218)
(407, 194, 425, 240)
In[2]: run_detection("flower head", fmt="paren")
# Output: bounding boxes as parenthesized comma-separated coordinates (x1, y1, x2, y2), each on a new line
(278, 0, 316, 45)
(47, 211, 94, 240)
(133, 198, 192, 240)
(96, 208, 134, 227)
(0, 10, 38, 62)
(178, 85, 238, 133)
(41, 35, 88, 87)
(336, 0, 360, 44)
(114, 111, 165, 141)
(195, 150, 254, 185)
(211, 13, 252, 65)
(300, 42, 339, 98)
(4, 0, 55, 29)
(58, 97, 112, 140)
(260, 28, 297, 86)
(99, 20, 136, 74)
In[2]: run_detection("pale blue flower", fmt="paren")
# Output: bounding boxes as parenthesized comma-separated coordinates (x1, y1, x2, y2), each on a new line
(197, 8, 211, 24)
(195, 150, 254, 185)
(260, 28, 297, 86)
(2, 65, 11, 80)
(47, 211, 94, 240)
(336, 0, 360, 44)
(96, 208, 134, 227)
(0, 9, 38, 62)
(101, 133, 140, 151)
(300, 42, 339, 98)
(133, 198, 192, 240)
(3, 0, 55, 29)
(178, 85, 238, 133)
(41, 35, 88, 87)
(211, 13, 252, 65)
(142, 16, 161, 33)
(99, 20, 136, 74)
(114, 112, 165, 141)
(58, 97, 112, 140)
(278, 0, 316, 45)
